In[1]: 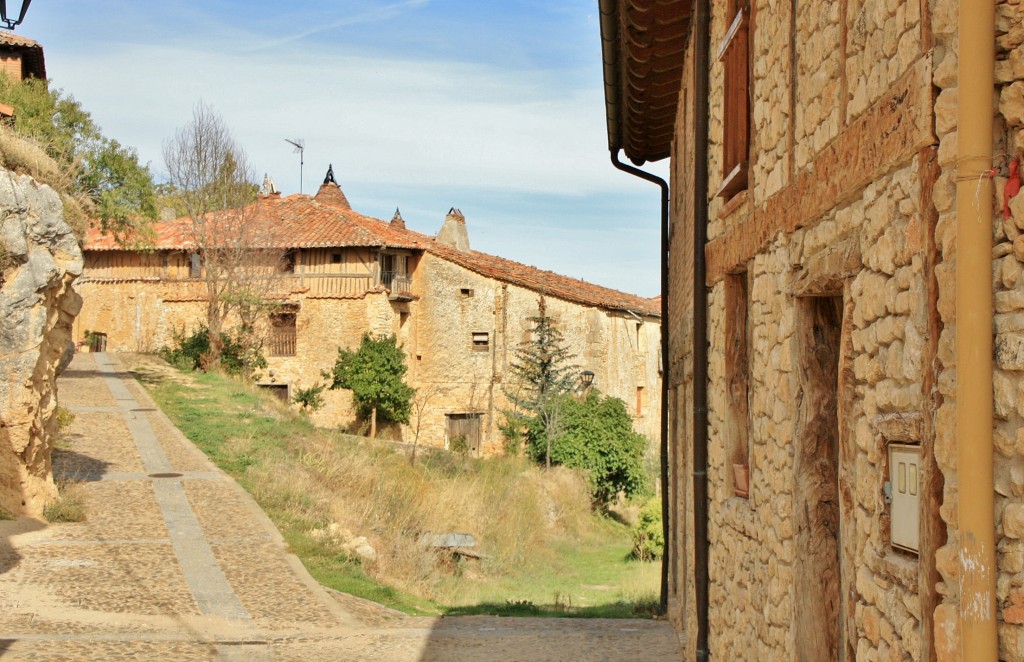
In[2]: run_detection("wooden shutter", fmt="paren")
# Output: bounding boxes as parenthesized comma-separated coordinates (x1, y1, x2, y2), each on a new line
(718, 2, 750, 199)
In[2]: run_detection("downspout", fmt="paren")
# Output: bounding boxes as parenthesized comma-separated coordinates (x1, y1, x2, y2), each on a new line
(956, 1, 997, 658)
(610, 150, 670, 612)
(692, 0, 711, 659)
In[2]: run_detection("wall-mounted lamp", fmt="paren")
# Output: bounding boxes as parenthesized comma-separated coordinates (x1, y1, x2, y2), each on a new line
(579, 370, 595, 391)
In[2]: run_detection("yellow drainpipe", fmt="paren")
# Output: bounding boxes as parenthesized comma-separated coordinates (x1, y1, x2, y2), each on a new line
(956, 0, 997, 658)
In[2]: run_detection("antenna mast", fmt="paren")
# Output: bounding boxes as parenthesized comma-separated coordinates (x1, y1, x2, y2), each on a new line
(284, 138, 305, 194)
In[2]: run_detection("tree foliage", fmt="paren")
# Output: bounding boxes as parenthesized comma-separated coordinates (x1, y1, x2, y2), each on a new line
(323, 333, 414, 438)
(525, 391, 650, 506)
(0, 74, 157, 244)
(502, 296, 577, 466)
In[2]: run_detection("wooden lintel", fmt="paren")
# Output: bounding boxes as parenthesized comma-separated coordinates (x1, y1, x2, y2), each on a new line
(874, 411, 925, 442)
(706, 54, 936, 285)
(790, 236, 863, 296)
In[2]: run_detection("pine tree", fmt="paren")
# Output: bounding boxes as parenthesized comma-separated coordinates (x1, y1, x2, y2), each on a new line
(503, 296, 578, 467)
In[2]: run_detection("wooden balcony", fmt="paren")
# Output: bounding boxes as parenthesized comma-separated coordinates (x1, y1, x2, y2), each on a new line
(381, 272, 413, 300)
(81, 270, 375, 300)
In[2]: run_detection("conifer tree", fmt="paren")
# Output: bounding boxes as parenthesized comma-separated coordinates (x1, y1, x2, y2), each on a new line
(503, 296, 578, 467)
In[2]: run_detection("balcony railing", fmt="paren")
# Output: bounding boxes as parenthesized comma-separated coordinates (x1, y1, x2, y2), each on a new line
(80, 270, 375, 299)
(381, 271, 413, 299)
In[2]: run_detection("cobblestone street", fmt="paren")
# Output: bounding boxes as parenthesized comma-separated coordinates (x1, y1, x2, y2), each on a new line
(0, 353, 682, 661)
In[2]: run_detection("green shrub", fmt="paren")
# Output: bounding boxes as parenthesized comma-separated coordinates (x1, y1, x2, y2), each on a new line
(449, 434, 469, 456)
(160, 325, 266, 377)
(630, 497, 664, 561)
(526, 391, 650, 506)
(293, 383, 326, 413)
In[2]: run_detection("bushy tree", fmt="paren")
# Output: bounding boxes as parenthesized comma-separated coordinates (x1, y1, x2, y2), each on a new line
(0, 74, 156, 244)
(323, 333, 414, 438)
(527, 391, 649, 506)
(502, 296, 578, 466)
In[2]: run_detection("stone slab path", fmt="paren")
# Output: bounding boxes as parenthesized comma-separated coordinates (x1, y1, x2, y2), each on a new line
(0, 353, 683, 661)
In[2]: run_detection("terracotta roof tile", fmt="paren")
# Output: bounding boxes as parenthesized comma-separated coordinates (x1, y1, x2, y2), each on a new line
(84, 190, 659, 317)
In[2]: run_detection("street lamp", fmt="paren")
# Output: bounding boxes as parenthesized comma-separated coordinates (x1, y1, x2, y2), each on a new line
(0, 0, 31, 30)
(579, 370, 595, 391)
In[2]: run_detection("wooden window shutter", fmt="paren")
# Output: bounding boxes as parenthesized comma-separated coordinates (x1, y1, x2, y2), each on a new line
(718, 3, 750, 199)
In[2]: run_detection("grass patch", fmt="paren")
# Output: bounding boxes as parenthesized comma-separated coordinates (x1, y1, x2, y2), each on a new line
(43, 480, 87, 523)
(135, 357, 661, 618)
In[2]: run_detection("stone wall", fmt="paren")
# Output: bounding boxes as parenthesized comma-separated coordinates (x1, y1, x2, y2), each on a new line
(666, 1, 939, 659)
(0, 169, 82, 516)
(76, 251, 662, 455)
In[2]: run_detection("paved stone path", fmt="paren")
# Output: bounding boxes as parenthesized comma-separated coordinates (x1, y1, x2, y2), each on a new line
(0, 353, 683, 660)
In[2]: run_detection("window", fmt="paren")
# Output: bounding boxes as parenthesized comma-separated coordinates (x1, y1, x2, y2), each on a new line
(189, 252, 201, 279)
(636, 386, 644, 417)
(460, 288, 474, 297)
(472, 332, 489, 350)
(725, 272, 750, 497)
(280, 250, 296, 273)
(269, 312, 297, 357)
(331, 253, 342, 264)
(717, 0, 750, 199)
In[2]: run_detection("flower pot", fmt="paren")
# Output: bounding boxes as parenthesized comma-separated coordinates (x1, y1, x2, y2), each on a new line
(733, 463, 750, 498)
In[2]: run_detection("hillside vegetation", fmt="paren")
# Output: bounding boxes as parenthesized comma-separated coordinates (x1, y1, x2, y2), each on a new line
(128, 355, 659, 617)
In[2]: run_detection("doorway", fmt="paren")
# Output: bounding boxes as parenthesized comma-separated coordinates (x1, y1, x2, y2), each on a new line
(793, 295, 843, 661)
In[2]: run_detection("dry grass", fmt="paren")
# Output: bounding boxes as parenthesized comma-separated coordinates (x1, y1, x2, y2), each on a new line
(136, 357, 656, 616)
(0, 126, 90, 239)
(43, 479, 87, 523)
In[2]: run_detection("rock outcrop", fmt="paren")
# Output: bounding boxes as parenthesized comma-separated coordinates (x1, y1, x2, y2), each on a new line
(0, 168, 82, 516)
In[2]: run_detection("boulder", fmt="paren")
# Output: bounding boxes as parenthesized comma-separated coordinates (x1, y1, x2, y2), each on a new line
(0, 168, 82, 516)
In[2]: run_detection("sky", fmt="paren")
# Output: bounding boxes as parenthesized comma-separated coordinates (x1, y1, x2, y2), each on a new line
(22, 0, 668, 296)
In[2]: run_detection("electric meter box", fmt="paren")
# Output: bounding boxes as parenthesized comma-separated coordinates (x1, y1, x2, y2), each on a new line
(889, 444, 921, 554)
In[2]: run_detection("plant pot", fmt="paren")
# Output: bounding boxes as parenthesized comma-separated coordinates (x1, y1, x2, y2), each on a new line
(733, 463, 750, 498)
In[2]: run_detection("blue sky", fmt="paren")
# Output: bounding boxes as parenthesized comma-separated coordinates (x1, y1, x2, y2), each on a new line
(22, 1, 667, 296)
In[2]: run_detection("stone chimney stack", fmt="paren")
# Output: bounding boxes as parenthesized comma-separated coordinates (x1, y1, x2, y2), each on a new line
(436, 207, 469, 251)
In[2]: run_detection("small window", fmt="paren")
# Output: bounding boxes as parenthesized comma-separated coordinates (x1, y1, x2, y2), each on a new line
(461, 288, 474, 297)
(269, 312, 297, 357)
(472, 332, 489, 350)
(189, 252, 201, 278)
(717, 0, 750, 199)
(636, 386, 644, 417)
(331, 253, 342, 264)
(280, 250, 296, 273)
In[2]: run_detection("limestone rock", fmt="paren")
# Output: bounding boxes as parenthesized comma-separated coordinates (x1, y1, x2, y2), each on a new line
(0, 168, 82, 516)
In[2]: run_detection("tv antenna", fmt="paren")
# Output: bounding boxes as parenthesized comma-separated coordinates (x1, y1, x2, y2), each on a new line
(284, 138, 305, 194)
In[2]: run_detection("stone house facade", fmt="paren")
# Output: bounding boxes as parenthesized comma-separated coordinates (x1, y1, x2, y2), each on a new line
(77, 169, 662, 454)
(602, 1, 1020, 660)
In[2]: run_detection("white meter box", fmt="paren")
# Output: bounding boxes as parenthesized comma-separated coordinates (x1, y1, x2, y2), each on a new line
(889, 444, 921, 554)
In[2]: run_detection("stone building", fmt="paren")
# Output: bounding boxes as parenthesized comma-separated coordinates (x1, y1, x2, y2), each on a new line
(77, 168, 662, 453)
(601, 1, 1019, 660)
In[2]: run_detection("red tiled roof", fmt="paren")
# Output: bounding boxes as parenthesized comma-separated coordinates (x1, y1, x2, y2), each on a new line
(84, 187, 659, 317)
(0, 32, 44, 79)
(600, 0, 689, 164)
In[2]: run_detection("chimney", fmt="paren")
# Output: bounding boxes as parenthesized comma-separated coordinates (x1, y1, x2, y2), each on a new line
(314, 163, 352, 209)
(436, 207, 469, 251)
(390, 208, 406, 229)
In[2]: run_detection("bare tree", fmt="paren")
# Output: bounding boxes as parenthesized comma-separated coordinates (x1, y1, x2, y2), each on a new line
(163, 102, 284, 371)
(409, 383, 442, 465)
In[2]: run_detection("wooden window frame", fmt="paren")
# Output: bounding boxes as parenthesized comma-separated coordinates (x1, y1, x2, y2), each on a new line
(717, 1, 750, 200)
(269, 311, 297, 357)
(725, 272, 751, 498)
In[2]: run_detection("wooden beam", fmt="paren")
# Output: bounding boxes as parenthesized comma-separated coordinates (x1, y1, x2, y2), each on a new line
(706, 55, 936, 285)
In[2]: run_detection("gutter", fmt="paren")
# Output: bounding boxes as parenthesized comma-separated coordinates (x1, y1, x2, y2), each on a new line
(956, 1, 997, 658)
(692, 1, 711, 659)
(610, 150, 671, 612)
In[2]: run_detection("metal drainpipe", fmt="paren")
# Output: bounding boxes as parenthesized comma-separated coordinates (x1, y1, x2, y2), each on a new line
(693, 0, 711, 659)
(956, 0, 997, 658)
(610, 150, 670, 612)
